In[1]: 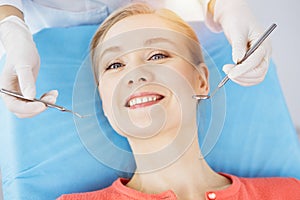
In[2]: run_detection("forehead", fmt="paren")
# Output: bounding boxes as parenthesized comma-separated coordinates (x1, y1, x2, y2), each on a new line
(96, 28, 203, 70)
(93, 14, 204, 76)
(104, 14, 176, 42)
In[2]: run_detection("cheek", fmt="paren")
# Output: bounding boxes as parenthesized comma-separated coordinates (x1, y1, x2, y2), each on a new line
(99, 85, 113, 115)
(99, 74, 123, 116)
(99, 75, 117, 98)
(171, 61, 198, 89)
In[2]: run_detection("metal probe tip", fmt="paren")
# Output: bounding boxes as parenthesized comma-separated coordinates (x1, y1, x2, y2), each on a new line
(192, 94, 210, 100)
(0, 88, 90, 118)
(193, 23, 277, 101)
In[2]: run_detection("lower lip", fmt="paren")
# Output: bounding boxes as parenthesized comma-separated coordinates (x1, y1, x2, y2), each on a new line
(128, 98, 163, 109)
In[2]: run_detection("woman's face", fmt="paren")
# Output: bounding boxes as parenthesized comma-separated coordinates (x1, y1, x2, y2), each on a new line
(96, 14, 208, 138)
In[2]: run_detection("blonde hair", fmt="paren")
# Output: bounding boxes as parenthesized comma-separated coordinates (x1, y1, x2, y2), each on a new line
(90, 3, 201, 84)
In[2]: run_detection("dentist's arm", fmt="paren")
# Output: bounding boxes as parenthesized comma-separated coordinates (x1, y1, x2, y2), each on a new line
(0, 5, 58, 118)
(204, 0, 272, 86)
(0, 5, 23, 19)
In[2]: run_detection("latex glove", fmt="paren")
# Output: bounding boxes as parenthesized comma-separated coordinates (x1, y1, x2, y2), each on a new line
(0, 16, 58, 118)
(206, 0, 272, 86)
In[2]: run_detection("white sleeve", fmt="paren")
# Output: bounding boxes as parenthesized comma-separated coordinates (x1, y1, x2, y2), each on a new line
(0, 0, 23, 12)
(0, 0, 24, 59)
(199, 0, 222, 32)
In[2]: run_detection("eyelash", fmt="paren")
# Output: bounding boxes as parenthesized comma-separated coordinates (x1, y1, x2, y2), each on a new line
(105, 51, 170, 71)
(106, 62, 124, 70)
(147, 51, 170, 61)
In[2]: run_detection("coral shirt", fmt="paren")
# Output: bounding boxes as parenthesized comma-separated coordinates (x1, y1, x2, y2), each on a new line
(57, 173, 300, 200)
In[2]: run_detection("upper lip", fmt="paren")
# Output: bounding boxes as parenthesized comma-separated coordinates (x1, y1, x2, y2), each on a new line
(125, 92, 165, 107)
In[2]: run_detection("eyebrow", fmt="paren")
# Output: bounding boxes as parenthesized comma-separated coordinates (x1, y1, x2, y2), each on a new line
(99, 37, 178, 65)
(143, 37, 177, 47)
(100, 46, 122, 59)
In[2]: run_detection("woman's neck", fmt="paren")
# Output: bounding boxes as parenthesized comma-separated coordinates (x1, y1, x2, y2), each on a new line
(126, 126, 231, 199)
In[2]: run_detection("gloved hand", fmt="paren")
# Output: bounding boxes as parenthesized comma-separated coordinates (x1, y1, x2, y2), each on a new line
(205, 0, 272, 86)
(0, 16, 58, 118)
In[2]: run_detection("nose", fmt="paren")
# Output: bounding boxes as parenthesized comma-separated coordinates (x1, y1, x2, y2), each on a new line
(127, 67, 153, 86)
(128, 77, 146, 85)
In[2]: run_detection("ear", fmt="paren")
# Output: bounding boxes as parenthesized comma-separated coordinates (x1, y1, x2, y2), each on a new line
(195, 63, 209, 95)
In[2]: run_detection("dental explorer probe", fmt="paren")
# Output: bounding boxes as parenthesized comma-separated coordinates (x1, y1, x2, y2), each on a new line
(0, 88, 89, 118)
(193, 23, 277, 100)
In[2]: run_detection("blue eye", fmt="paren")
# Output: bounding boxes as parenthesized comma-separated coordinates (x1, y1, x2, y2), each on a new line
(106, 62, 124, 70)
(148, 53, 168, 61)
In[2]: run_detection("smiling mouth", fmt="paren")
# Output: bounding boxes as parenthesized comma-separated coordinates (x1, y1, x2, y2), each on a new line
(125, 93, 165, 109)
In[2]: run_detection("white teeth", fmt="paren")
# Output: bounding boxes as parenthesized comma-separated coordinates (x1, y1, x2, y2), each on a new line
(128, 96, 161, 107)
(129, 100, 134, 107)
(142, 97, 147, 103)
